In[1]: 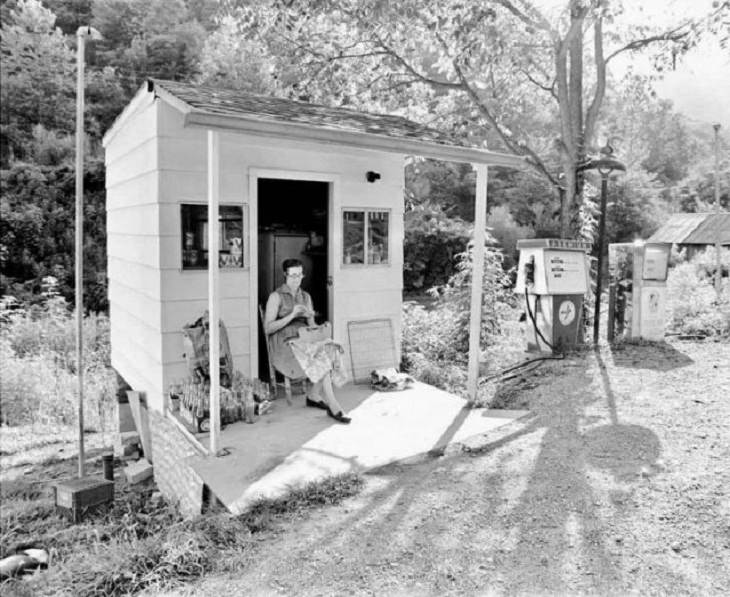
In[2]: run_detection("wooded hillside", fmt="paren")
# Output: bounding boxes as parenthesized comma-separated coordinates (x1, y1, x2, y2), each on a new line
(1, 0, 728, 311)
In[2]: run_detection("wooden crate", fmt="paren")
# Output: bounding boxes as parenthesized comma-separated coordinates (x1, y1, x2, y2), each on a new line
(54, 477, 114, 522)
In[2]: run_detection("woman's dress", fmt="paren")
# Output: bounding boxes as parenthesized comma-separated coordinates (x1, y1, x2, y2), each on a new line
(269, 284, 347, 386)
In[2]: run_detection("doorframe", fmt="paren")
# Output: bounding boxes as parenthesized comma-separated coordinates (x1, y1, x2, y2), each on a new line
(247, 167, 341, 379)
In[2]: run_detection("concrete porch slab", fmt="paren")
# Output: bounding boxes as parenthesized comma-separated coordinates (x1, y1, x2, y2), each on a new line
(187, 382, 528, 514)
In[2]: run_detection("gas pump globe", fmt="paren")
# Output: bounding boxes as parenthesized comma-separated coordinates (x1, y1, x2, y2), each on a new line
(515, 238, 592, 353)
(608, 241, 671, 342)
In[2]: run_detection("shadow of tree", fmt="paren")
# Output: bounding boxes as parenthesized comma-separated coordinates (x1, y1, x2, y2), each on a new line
(231, 350, 670, 594)
(610, 341, 694, 371)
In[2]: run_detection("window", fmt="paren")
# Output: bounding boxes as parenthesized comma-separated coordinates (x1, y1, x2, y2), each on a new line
(342, 209, 389, 265)
(181, 204, 245, 270)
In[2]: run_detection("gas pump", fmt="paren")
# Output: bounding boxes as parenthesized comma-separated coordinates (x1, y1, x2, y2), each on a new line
(608, 241, 671, 342)
(515, 239, 592, 353)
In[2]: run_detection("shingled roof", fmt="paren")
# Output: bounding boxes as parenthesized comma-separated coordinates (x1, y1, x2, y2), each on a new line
(153, 78, 463, 145)
(648, 213, 730, 245)
(105, 79, 523, 167)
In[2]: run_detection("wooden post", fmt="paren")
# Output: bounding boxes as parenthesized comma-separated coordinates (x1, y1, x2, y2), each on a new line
(207, 130, 221, 455)
(467, 164, 488, 403)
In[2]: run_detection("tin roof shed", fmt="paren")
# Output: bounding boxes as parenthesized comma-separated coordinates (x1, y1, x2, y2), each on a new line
(647, 213, 730, 245)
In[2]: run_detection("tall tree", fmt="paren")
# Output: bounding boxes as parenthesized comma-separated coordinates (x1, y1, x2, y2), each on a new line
(225, 0, 729, 237)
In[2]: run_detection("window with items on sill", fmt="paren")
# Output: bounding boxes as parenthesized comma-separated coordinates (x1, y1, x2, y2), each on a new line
(342, 209, 389, 266)
(181, 204, 247, 270)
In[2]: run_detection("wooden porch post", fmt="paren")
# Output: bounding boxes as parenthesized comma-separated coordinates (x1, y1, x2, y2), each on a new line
(207, 130, 221, 454)
(467, 163, 488, 403)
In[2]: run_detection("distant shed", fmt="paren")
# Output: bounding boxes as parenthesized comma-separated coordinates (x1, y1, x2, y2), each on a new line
(648, 212, 730, 259)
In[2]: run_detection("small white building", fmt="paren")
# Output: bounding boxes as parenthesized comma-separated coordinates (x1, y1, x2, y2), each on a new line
(102, 79, 523, 514)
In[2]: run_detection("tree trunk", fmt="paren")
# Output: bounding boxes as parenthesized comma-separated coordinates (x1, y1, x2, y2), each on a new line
(569, 1, 585, 238)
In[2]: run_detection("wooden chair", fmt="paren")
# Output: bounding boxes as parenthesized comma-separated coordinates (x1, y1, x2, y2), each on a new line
(258, 305, 308, 405)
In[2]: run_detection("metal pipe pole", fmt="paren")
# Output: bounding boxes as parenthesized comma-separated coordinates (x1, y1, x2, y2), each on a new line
(713, 123, 722, 298)
(75, 29, 86, 478)
(207, 130, 221, 455)
(593, 173, 609, 344)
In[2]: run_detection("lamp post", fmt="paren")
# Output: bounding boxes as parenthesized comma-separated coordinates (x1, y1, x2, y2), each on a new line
(75, 26, 102, 478)
(578, 144, 625, 344)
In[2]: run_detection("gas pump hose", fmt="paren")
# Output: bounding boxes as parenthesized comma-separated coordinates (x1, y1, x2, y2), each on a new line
(479, 289, 565, 384)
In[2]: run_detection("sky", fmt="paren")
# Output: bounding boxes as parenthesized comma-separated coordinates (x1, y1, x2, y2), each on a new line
(652, 36, 730, 129)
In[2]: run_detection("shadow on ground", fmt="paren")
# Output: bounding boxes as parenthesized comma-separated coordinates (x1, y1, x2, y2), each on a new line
(609, 340, 694, 371)
(219, 348, 667, 595)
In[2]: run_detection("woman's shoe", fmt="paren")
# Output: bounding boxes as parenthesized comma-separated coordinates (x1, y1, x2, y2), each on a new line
(306, 396, 328, 410)
(326, 407, 351, 424)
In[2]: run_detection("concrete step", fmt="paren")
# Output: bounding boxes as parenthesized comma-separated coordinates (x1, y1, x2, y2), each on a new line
(124, 459, 153, 484)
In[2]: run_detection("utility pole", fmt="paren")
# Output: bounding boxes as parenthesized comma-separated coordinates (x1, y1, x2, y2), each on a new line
(713, 123, 722, 298)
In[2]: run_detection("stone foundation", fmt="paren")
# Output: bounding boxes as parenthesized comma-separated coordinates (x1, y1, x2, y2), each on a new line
(148, 410, 206, 518)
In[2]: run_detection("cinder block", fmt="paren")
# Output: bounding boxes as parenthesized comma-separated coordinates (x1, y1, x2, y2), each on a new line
(121, 449, 140, 461)
(124, 459, 153, 484)
(119, 431, 140, 446)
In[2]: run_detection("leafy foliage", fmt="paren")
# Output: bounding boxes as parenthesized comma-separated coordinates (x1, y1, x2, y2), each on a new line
(0, 0, 76, 165)
(667, 248, 730, 337)
(223, 0, 727, 236)
(402, 238, 519, 393)
(0, 160, 108, 311)
(403, 204, 471, 291)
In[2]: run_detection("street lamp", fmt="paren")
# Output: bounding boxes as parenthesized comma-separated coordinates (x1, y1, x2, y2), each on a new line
(578, 143, 626, 344)
(75, 25, 102, 478)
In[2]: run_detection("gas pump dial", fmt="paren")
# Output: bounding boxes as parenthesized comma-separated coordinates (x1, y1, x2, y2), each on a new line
(558, 300, 576, 326)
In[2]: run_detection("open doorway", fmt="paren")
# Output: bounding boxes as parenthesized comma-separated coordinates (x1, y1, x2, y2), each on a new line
(257, 178, 329, 380)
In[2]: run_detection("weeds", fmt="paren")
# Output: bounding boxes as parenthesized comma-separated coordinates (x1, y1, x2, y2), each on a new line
(1, 449, 363, 597)
(0, 281, 117, 431)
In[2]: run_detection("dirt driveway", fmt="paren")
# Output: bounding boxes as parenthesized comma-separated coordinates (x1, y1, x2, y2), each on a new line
(173, 339, 730, 596)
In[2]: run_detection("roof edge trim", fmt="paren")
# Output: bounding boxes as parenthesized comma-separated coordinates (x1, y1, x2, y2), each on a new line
(102, 81, 154, 147)
(184, 111, 526, 168)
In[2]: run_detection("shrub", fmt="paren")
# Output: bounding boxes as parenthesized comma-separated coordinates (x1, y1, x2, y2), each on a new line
(486, 205, 535, 272)
(403, 204, 471, 291)
(666, 247, 730, 337)
(0, 280, 116, 430)
(401, 243, 523, 396)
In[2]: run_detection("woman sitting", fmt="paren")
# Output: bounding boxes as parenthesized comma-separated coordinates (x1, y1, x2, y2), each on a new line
(264, 258, 351, 424)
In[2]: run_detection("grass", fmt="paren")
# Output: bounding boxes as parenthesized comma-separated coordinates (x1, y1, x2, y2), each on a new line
(0, 442, 363, 597)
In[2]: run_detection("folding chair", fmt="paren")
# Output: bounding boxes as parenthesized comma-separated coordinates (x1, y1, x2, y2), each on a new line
(259, 305, 308, 405)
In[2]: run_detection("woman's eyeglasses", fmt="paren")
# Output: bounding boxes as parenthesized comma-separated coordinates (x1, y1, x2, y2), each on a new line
(286, 272, 304, 279)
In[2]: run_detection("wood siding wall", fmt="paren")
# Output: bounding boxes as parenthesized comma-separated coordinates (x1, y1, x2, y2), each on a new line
(156, 101, 404, 384)
(105, 96, 166, 410)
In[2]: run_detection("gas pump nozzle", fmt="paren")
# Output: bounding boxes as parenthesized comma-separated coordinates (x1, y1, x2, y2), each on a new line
(524, 255, 536, 287)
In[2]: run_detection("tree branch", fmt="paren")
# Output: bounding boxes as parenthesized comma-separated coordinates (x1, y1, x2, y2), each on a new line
(373, 33, 462, 89)
(451, 59, 561, 189)
(492, 0, 552, 32)
(521, 68, 557, 99)
(605, 30, 690, 64)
